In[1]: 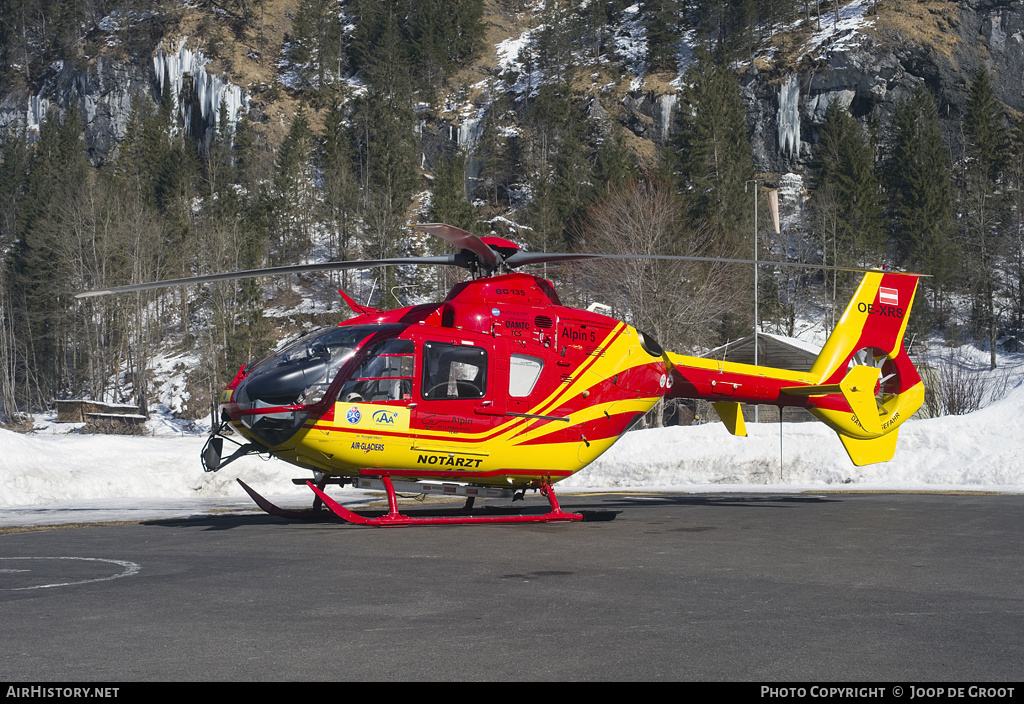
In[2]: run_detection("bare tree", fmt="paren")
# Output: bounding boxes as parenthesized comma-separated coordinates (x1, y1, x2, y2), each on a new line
(66, 180, 165, 410)
(578, 180, 742, 426)
(0, 265, 21, 424)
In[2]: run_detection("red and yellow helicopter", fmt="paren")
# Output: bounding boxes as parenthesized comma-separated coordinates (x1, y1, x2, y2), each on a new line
(78, 224, 925, 526)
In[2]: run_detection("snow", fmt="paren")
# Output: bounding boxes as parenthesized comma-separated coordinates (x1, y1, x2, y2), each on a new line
(0, 431, 378, 527)
(26, 94, 49, 135)
(801, 0, 876, 61)
(152, 39, 247, 141)
(778, 74, 800, 158)
(614, 4, 647, 78)
(496, 31, 535, 75)
(2, 380, 1022, 528)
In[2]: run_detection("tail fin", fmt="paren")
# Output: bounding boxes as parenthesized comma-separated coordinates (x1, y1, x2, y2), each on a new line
(792, 272, 925, 465)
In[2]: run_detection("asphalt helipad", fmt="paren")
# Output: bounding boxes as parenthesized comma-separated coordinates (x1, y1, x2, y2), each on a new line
(1, 492, 1021, 681)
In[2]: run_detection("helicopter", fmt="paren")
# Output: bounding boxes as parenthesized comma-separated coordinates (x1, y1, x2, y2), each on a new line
(77, 223, 925, 526)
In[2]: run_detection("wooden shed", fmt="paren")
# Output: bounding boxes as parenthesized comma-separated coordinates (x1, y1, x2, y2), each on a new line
(705, 332, 822, 372)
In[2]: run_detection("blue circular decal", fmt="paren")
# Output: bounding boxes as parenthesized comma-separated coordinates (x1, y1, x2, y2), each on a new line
(346, 406, 361, 424)
(491, 308, 500, 316)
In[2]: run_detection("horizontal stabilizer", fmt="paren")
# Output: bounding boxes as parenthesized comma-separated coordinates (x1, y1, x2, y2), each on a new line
(783, 364, 884, 437)
(780, 384, 841, 396)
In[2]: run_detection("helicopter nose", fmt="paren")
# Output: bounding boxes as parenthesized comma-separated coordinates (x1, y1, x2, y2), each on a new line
(228, 357, 323, 447)
(235, 359, 329, 409)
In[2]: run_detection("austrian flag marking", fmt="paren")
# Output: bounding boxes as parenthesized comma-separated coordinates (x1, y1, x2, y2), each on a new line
(879, 287, 899, 306)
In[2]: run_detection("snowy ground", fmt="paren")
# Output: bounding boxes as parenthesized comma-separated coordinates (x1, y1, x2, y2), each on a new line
(2, 379, 1022, 528)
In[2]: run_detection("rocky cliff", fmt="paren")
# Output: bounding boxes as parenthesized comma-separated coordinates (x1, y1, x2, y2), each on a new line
(2, 2, 1021, 178)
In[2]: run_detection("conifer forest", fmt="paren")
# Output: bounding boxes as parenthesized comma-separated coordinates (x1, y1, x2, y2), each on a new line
(1, 0, 1023, 423)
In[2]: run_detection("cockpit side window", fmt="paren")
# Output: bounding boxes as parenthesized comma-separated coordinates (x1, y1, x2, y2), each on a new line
(509, 354, 544, 397)
(339, 338, 415, 403)
(421, 342, 487, 400)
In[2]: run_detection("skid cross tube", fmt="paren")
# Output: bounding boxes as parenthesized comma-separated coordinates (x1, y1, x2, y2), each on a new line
(306, 477, 583, 527)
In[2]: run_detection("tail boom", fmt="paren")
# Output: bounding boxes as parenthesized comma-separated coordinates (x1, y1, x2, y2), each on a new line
(663, 272, 925, 465)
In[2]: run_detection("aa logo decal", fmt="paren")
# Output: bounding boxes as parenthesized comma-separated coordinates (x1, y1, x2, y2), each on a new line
(372, 410, 399, 426)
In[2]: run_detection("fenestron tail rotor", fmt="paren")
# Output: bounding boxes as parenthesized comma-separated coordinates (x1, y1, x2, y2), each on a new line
(849, 347, 900, 414)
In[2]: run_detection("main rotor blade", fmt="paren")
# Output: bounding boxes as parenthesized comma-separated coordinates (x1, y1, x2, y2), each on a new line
(503, 251, 925, 276)
(415, 223, 501, 270)
(75, 256, 459, 299)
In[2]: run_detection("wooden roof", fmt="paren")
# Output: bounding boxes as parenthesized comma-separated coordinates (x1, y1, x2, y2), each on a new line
(704, 333, 822, 373)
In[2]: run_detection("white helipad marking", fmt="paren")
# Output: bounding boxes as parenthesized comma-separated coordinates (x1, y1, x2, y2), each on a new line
(0, 557, 141, 591)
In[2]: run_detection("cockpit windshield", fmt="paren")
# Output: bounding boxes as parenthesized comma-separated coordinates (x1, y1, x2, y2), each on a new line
(232, 324, 404, 446)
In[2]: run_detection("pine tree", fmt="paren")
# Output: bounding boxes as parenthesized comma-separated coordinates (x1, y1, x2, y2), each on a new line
(350, 0, 483, 95)
(205, 101, 237, 205)
(351, 0, 418, 305)
(408, 0, 485, 91)
(1008, 113, 1024, 348)
(288, 0, 346, 100)
(813, 100, 885, 264)
(887, 84, 958, 329)
(964, 69, 1006, 183)
(198, 102, 269, 380)
(273, 106, 317, 264)
(473, 82, 517, 208)
(320, 99, 360, 290)
(524, 83, 596, 253)
(113, 96, 170, 208)
(692, 0, 759, 58)
(155, 135, 201, 279)
(593, 126, 636, 194)
(0, 124, 30, 421)
(352, 1, 417, 210)
(430, 152, 476, 231)
(645, 0, 681, 74)
(0, 124, 29, 248)
(5, 102, 89, 410)
(673, 46, 754, 253)
(960, 68, 1008, 367)
(756, 0, 799, 41)
(529, 1, 584, 80)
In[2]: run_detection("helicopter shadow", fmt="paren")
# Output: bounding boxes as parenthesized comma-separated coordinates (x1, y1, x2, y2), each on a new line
(140, 494, 838, 531)
(141, 501, 622, 530)
(572, 493, 842, 511)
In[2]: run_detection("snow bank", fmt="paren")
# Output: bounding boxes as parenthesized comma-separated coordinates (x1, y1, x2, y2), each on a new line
(0, 433, 304, 507)
(1, 383, 1021, 523)
(569, 382, 1024, 491)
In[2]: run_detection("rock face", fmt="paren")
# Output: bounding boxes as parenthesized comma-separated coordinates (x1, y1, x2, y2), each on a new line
(3, 2, 1023, 175)
(73, 57, 154, 164)
(0, 56, 153, 164)
(737, 1, 1024, 176)
(0, 42, 247, 165)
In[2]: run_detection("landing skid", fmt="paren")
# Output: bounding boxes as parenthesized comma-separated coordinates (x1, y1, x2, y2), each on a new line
(307, 476, 584, 527)
(236, 478, 338, 521)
